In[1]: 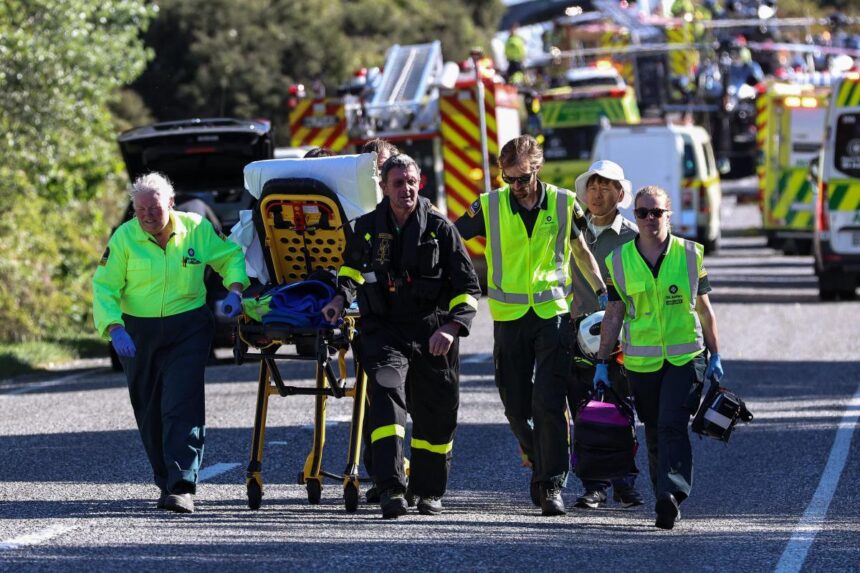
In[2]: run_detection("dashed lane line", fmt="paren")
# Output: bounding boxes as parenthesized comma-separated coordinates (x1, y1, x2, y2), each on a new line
(198, 462, 241, 482)
(3, 369, 99, 396)
(0, 462, 240, 553)
(0, 523, 79, 552)
(774, 382, 860, 573)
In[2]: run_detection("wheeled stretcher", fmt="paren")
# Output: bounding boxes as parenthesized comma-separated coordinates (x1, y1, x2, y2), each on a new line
(233, 156, 380, 512)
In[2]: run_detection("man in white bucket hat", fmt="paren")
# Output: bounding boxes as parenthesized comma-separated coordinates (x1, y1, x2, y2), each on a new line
(567, 159, 644, 510)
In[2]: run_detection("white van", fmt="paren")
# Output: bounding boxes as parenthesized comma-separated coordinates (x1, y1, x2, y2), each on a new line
(814, 74, 860, 300)
(591, 121, 722, 252)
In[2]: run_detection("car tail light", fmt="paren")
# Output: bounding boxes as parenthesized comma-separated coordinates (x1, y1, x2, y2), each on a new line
(699, 184, 709, 214)
(682, 189, 694, 209)
(816, 180, 829, 232)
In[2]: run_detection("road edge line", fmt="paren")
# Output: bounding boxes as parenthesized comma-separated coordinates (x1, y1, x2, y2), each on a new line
(774, 381, 860, 573)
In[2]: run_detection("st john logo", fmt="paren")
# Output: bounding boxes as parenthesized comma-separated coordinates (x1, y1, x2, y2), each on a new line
(665, 284, 683, 306)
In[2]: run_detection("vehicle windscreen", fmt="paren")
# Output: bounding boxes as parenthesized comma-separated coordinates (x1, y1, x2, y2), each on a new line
(834, 112, 860, 178)
(682, 140, 697, 178)
(567, 77, 621, 90)
(542, 125, 601, 161)
(121, 131, 268, 191)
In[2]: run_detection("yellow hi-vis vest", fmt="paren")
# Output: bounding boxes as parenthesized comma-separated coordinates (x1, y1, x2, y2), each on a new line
(606, 235, 705, 373)
(481, 183, 575, 321)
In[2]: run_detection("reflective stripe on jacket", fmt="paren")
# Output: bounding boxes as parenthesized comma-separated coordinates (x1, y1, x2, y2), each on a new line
(606, 235, 704, 372)
(481, 183, 575, 321)
(93, 211, 249, 338)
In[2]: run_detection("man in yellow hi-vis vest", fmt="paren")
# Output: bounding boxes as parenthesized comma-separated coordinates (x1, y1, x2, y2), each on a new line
(456, 135, 606, 516)
(594, 185, 723, 530)
(93, 172, 249, 514)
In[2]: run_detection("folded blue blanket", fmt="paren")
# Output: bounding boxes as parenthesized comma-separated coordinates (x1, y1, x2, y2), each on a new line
(261, 279, 336, 329)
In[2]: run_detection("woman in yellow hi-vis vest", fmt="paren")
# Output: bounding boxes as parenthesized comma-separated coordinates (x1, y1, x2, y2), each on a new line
(594, 186, 723, 531)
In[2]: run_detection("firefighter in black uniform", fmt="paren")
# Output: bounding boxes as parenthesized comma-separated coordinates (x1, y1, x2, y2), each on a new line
(322, 154, 480, 519)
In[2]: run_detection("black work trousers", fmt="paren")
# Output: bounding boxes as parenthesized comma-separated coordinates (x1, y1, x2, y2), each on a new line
(627, 354, 706, 502)
(120, 305, 214, 494)
(359, 313, 459, 498)
(494, 310, 570, 488)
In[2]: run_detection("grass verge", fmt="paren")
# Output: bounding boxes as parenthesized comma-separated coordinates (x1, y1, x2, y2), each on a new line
(0, 335, 107, 379)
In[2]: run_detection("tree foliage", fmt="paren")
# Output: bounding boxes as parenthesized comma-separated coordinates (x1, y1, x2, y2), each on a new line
(0, 0, 154, 341)
(134, 0, 505, 143)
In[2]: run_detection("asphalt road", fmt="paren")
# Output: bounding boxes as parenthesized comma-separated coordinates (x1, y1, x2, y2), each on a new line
(1, 200, 858, 572)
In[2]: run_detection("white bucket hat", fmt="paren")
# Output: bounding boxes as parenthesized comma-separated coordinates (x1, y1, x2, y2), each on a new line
(574, 159, 632, 209)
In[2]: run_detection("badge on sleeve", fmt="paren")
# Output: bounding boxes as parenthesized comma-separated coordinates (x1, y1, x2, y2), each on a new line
(99, 247, 110, 266)
(467, 199, 481, 218)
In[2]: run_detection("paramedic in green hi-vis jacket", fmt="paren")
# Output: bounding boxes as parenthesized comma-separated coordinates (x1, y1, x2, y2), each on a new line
(594, 185, 723, 531)
(92, 172, 249, 514)
(455, 135, 607, 517)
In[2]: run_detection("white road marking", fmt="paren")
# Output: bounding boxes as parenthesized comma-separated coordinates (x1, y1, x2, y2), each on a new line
(462, 353, 491, 364)
(774, 382, 860, 573)
(198, 462, 241, 482)
(4, 369, 98, 396)
(0, 523, 78, 551)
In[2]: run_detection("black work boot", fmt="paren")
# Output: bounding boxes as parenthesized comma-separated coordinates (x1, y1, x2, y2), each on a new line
(163, 493, 194, 514)
(655, 492, 680, 530)
(529, 473, 541, 507)
(156, 489, 168, 509)
(365, 485, 380, 504)
(417, 496, 443, 516)
(574, 489, 607, 509)
(380, 488, 408, 519)
(540, 484, 566, 516)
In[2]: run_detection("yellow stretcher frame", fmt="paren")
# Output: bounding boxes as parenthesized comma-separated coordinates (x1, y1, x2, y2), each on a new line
(233, 176, 369, 512)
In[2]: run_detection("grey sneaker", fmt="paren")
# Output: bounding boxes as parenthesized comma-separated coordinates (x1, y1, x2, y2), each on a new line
(417, 496, 443, 516)
(380, 488, 408, 519)
(613, 486, 644, 508)
(574, 490, 607, 509)
(163, 493, 194, 514)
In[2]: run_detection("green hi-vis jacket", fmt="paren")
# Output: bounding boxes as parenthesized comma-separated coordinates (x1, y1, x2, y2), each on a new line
(481, 183, 576, 322)
(92, 210, 249, 338)
(606, 235, 705, 373)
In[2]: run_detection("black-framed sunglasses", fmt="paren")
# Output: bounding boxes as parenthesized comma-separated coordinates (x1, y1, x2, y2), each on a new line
(501, 171, 535, 185)
(634, 207, 670, 219)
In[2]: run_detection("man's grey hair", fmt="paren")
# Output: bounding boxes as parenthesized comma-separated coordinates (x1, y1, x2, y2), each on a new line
(380, 153, 421, 183)
(130, 172, 175, 200)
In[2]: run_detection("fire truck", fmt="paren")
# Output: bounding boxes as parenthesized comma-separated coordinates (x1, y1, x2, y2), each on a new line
(287, 41, 521, 262)
(756, 80, 830, 254)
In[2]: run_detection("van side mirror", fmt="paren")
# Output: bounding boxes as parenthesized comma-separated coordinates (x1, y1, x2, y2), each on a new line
(807, 157, 820, 183)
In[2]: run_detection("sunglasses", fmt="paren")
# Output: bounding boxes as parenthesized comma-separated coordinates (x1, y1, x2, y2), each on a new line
(501, 171, 535, 185)
(634, 207, 670, 219)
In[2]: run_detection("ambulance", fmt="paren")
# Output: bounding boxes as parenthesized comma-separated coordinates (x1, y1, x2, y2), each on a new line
(757, 81, 830, 254)
(814, 73, 860, 300)
(539, 69, 640, 190)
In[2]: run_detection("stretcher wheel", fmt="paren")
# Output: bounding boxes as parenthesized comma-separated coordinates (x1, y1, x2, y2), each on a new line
(247, 480, 263, 510)
(344, 483, 359, 513)
(306, 478, 322, 504)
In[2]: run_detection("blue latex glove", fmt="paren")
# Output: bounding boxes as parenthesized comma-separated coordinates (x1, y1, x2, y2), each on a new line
(705, 352, 724, 381)
(593, 362, 611, 390)
(597, 292, 609, 310)
(223, 291, 243, 319)
(110, 327, 136, 358)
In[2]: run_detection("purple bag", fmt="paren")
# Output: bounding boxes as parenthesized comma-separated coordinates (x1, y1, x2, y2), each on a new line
(572, 388, 638, 481)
